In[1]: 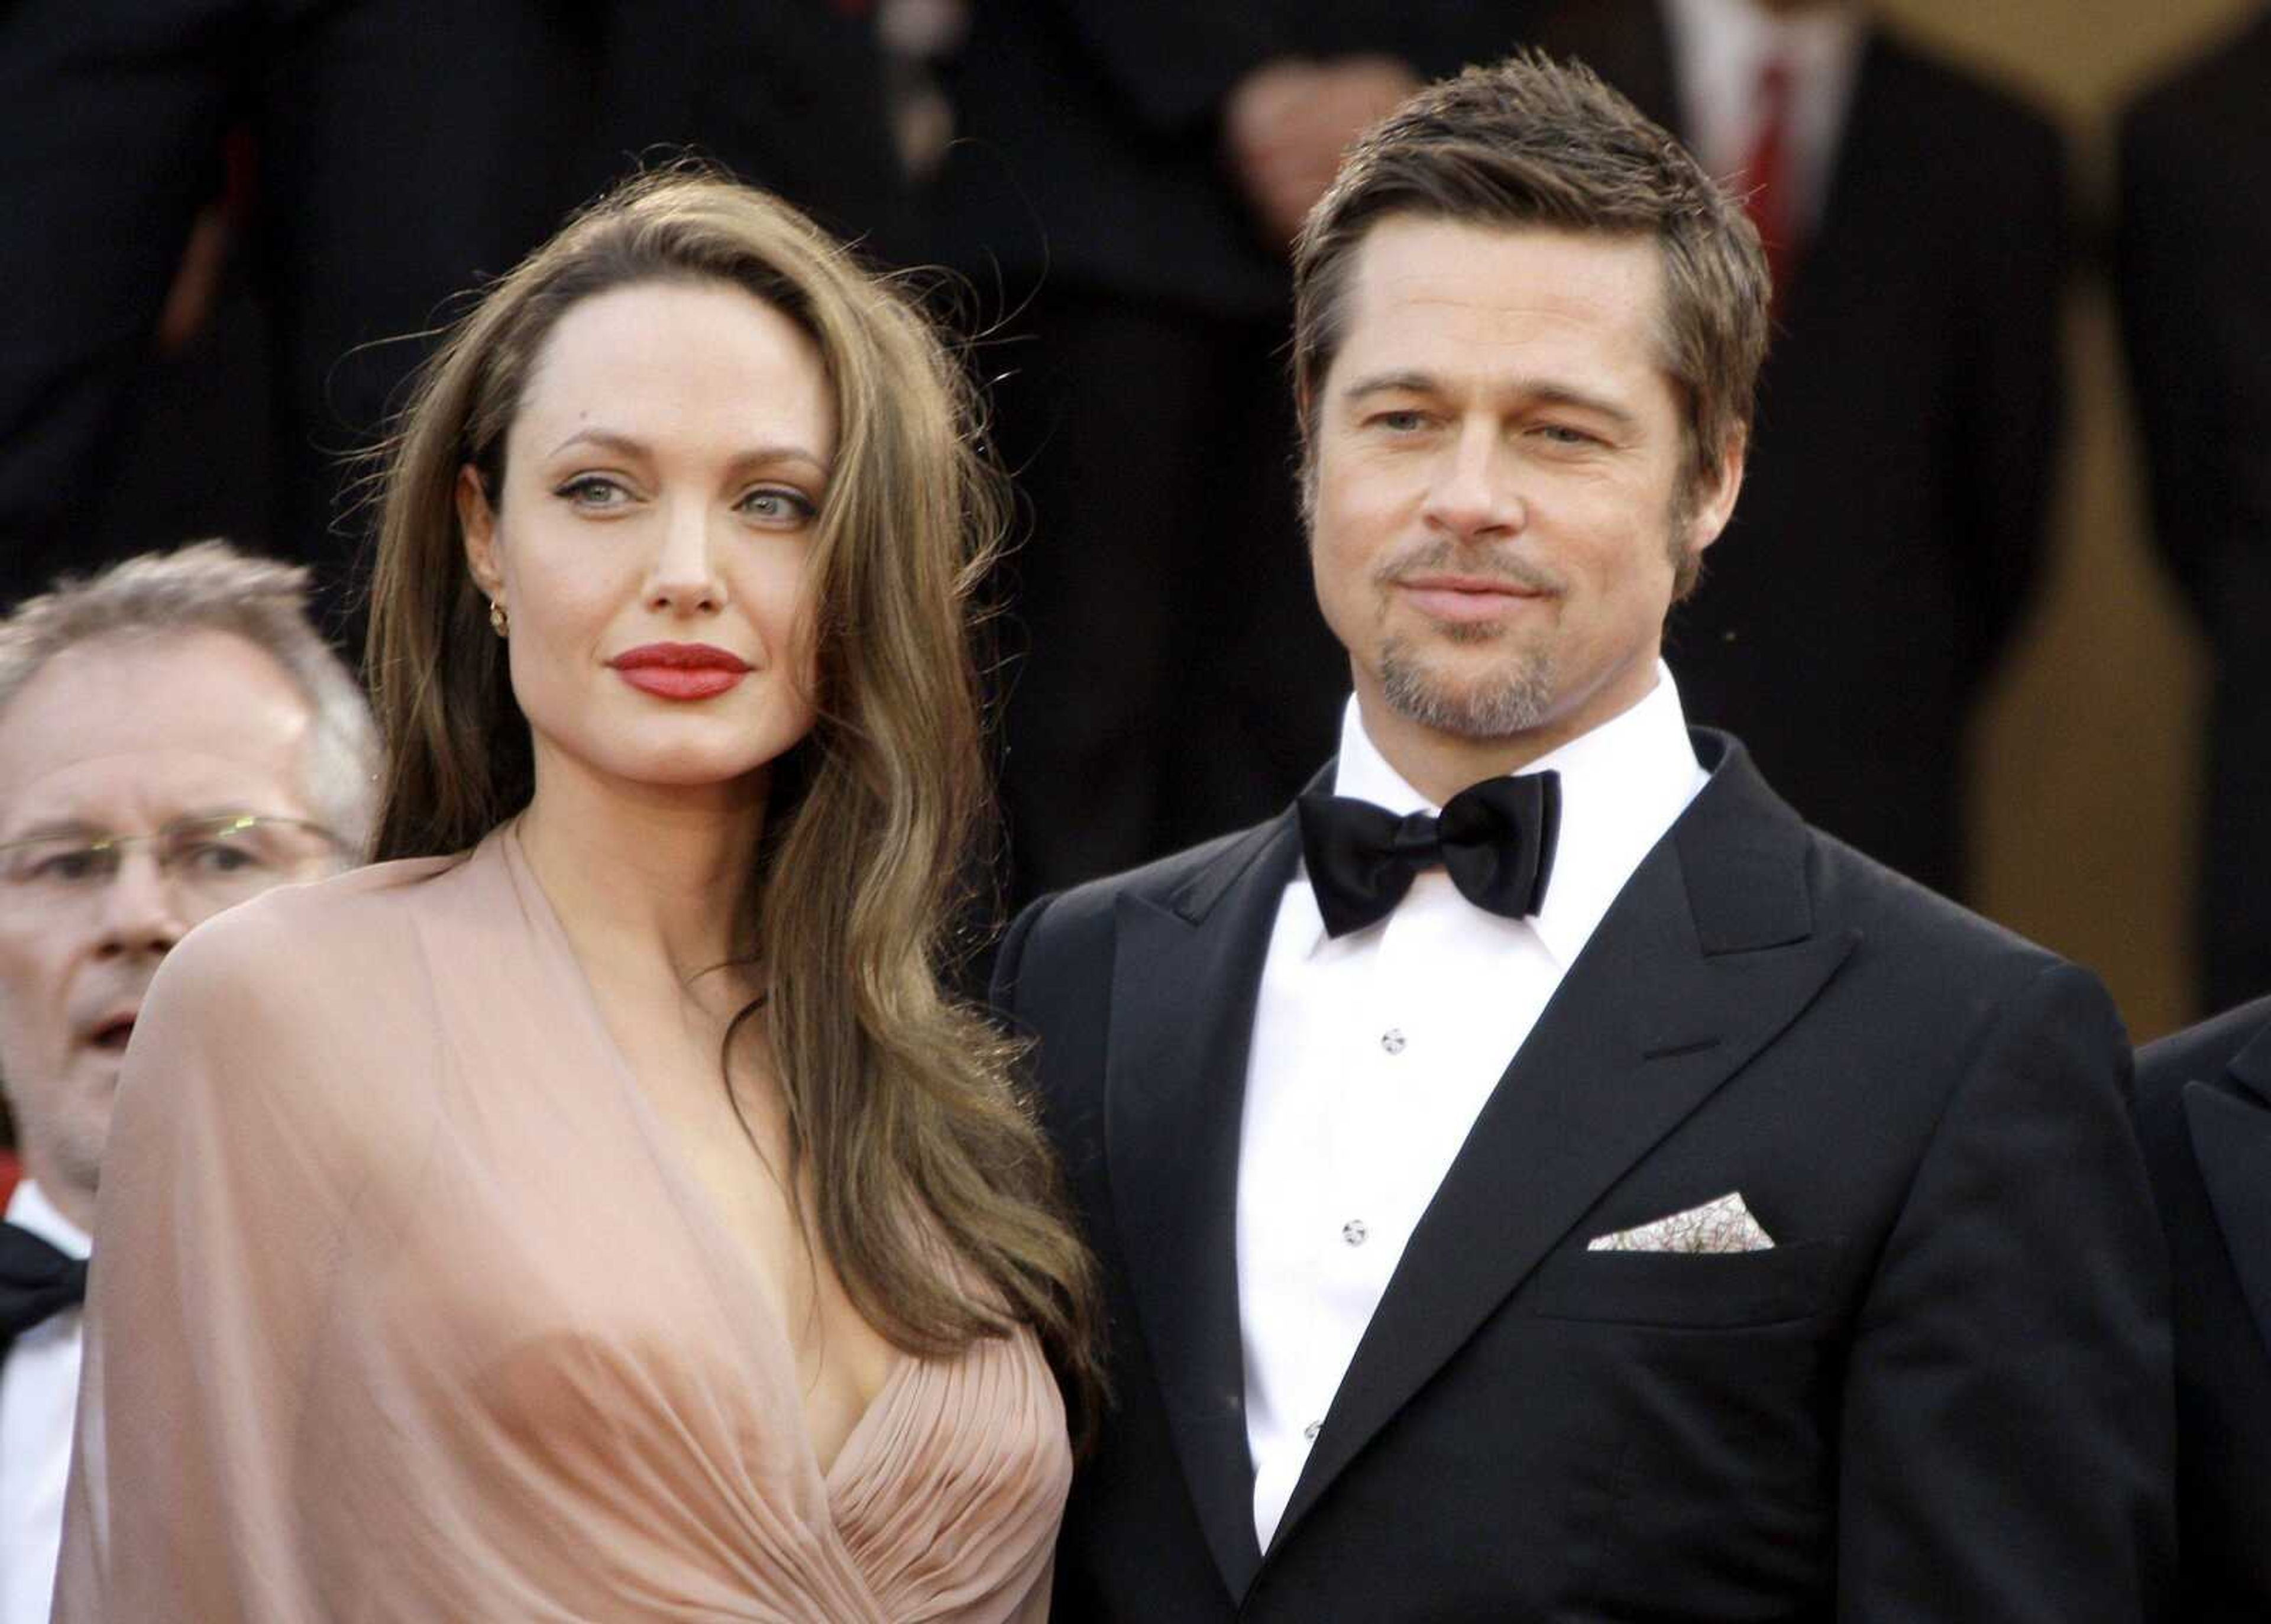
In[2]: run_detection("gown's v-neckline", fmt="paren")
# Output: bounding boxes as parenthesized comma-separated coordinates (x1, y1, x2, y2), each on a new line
(494, 822, 915, 1492)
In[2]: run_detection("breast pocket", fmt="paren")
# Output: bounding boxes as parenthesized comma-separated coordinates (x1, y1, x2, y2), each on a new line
(1525, 1238, 1845, 1328)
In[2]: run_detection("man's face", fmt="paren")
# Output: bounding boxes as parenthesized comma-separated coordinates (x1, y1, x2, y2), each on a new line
(1308, 217, 1741, 759)
(0, 631, 319, 1214)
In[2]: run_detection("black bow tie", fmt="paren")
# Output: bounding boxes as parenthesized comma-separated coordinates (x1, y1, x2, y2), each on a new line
(1, 1221, 88, 1340)
(1297, 771, 1561, 939)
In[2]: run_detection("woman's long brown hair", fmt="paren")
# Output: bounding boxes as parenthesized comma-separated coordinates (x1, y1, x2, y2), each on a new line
(363, 169, 1101, 1427)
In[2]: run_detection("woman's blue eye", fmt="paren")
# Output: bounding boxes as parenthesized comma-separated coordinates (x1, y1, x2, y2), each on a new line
(557, 475, 629, 507)
(739, 487, 816, 523)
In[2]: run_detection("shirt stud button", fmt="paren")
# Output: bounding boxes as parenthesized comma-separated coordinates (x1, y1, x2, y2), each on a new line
(1381, 1028, 1406, 1054)
(1342, 1219, 1368, 1247)
(1303, 1421, 1322, 1442)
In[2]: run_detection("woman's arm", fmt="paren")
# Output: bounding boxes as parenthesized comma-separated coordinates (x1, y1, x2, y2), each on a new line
(53, 899, 376, 1622)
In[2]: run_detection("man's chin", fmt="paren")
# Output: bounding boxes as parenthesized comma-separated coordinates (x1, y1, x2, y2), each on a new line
(1377, 651, 1557, 740)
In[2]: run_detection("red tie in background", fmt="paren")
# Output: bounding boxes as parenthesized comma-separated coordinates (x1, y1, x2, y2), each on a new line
(1741, 57, 1800, 317)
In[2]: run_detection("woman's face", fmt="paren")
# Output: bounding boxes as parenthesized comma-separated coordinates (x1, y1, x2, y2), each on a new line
(461, 279, 835, 803)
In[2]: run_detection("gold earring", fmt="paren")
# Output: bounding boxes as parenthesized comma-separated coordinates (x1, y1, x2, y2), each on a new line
(489, 599, 509, 637)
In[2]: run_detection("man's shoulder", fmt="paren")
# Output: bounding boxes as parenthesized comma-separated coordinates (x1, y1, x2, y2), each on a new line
(1022, 815, 1290, 942)
(2136, 990, 2271, 1108)
(1688, 736, 2068, 999)
(995, 814, 1293, 1024)
(1806, 826, 2056, 972)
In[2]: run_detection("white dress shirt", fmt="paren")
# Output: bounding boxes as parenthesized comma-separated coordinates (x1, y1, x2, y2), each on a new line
(2, 1180, 89, 1624)
(1236, 666, 1710, 1550)
(1663, 0, 1865, 234)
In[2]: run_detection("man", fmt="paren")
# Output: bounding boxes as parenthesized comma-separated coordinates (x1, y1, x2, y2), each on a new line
(0, 542, 375, 1624)
(1529, 0, 2064, 901)
(2133, 996, 2271, 1619)
(994, 56, 2170, 1619)
(2117, 5, 2271, 1014)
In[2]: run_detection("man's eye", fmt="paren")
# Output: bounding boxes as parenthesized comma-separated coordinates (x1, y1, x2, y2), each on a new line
(738, 487, 816, 523)
(1534, 424, 1600, 447)
(180, 840, 264, 875)
(1372, 410, 1428, 433)
(556, 475, 630, 509)
(33, 849, 104, 884)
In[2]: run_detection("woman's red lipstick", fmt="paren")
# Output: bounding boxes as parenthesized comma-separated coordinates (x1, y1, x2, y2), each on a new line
(609, 642, 753, 700)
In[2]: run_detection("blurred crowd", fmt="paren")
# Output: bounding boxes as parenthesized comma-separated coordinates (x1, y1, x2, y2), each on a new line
(0, 0, 2266, 1014)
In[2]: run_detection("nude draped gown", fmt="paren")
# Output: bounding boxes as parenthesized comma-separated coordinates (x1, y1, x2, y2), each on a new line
(52, 827, 1070, 1621)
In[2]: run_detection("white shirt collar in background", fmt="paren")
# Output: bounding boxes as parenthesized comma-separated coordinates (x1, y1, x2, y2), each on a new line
(4, 1178, 90, 1624)
(7, 1179, 91, 1261)
(1662, 0, 1866, 232)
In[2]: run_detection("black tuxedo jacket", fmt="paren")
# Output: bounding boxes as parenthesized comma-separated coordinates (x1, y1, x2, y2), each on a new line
(2133, 994, 2271, 1620)
(995, 733, 2171, 1620)
(1529, 3, 2065, 899)
(2116, 10, 2271, 1011)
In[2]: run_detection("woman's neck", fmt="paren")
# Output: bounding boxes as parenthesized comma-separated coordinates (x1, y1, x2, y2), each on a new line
(514, 755, 768, 992)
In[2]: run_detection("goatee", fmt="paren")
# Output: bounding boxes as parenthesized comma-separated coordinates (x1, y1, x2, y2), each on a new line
(1377, 635, 1558, 739)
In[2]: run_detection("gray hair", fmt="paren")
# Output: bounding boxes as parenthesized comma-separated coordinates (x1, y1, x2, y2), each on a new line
(0, 541, 380, 854)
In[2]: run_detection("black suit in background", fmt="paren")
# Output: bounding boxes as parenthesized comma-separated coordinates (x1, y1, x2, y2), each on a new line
(995, 732, 2172, 1620)
(1532, 3, 2065, 900)
(0, 0, 907, 634)
(2134, 994, 2271, 1622)
(0, 0, 583, 628)
(931, 4, 1525, 905)
(2117, 9, 2271, 1014)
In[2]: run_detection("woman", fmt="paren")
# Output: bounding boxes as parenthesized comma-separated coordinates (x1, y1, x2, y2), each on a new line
(56, 172, 1098, 1621)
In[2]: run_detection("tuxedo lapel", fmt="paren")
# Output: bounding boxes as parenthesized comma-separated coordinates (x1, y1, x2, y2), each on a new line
(2185, 1020, 2271, 1357)
(1105, 813, 1303, 1600)
(1270, 737, 1855, 1549)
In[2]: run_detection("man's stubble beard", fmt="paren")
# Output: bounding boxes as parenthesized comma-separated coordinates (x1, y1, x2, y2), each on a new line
(1366, 531, 1567, 740)
(1366, 474, 1702, 742)
(1377, 618, 1560, 740)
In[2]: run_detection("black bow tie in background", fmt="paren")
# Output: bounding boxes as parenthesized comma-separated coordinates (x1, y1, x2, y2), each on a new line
(1, 1221, 88, 1340)
(1298, 771, 1561, 939)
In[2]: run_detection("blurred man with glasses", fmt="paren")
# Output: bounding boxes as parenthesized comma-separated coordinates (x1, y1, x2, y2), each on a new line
(0, 541, 374, 1624)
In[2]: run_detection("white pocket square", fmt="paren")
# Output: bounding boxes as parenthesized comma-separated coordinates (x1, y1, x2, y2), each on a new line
(1586, 1192, 1775, 1254)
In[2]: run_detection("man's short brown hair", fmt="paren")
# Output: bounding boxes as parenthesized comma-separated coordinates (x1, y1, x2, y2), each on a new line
(1292, 51, 1771, 545)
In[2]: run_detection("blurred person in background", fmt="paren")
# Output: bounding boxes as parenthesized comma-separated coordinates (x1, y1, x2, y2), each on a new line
(55, 174, 1098, 1622)
(0, 0, 911, 640)
(931, 2, 1532, 907)
(2133, 989, 2271, 1620)
(1532, 0, 2067, 901)
(0, 542, 374, 1624)
(2117, 6, 2271, 1017)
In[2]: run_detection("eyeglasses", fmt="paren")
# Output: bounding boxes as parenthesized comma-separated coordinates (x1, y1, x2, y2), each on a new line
(0, 813, 345, 915)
